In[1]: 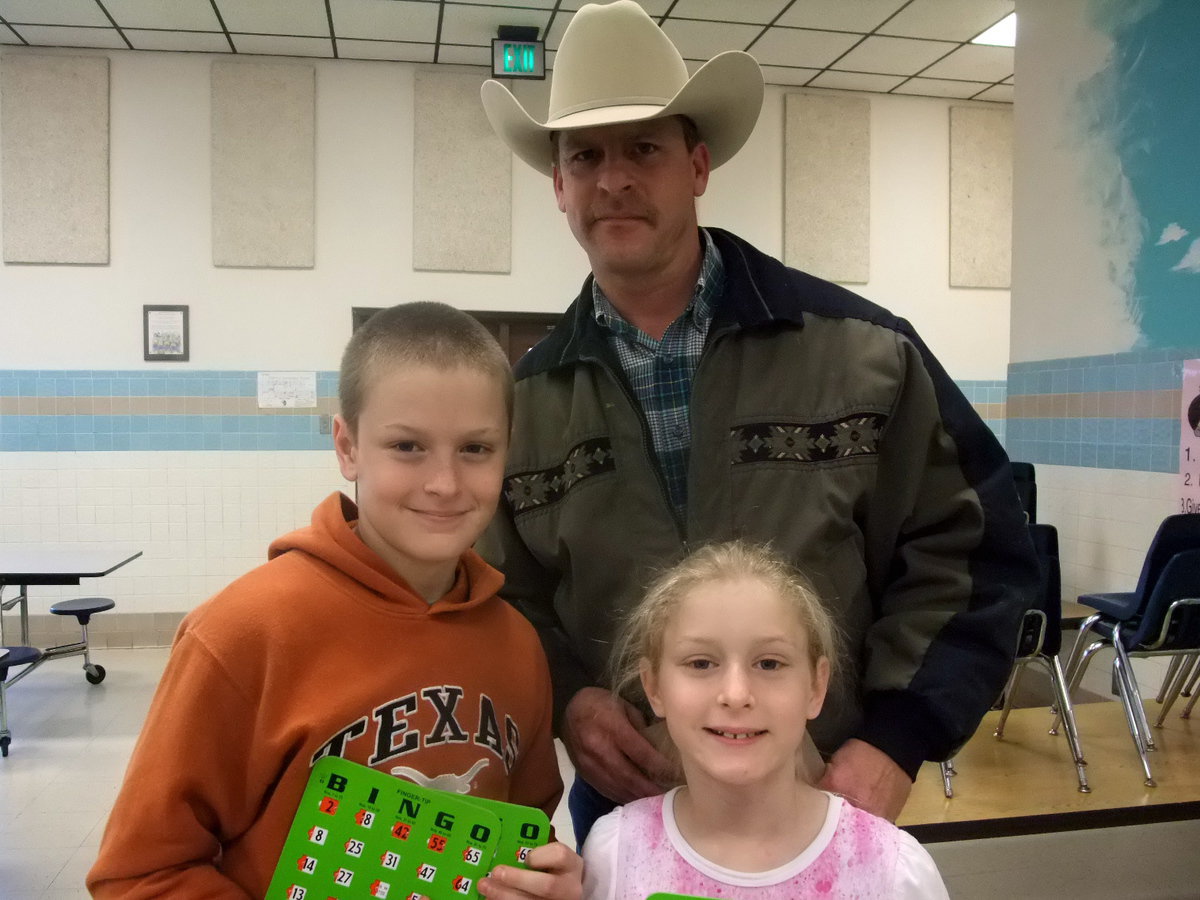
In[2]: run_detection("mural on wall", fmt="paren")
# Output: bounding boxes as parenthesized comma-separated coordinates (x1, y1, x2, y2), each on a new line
(1078, 0, 1200, 348)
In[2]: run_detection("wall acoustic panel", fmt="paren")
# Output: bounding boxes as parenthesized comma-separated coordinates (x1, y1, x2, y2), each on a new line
(413, 69, 510, 273)
(1, 55, 110, 264)
(950, 105, 1012, 288)
(784, 93, 870, 284)
(212, 61, 315, 268)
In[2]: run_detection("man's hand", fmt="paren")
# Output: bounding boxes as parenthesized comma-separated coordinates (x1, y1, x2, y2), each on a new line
(816, 738, 912, 822)
(560, 687, 672, 803)
(478, 842, 581, 900)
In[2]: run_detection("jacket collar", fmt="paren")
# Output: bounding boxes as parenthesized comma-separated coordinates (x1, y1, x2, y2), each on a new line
(516, 228, 805, 380)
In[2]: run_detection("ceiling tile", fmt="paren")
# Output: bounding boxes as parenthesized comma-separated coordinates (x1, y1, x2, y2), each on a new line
(440, 3, 549, 46)
(330, 0, 439, 42)
(338, 37, 434, 62)
(776, 0, 906, 32)
(0, 0, 108, 26)
(557, 0, 672, 13)
(834, 35, 957, 75)
(103, 0, 221, 32)
(435, 44, 491, 66)
(231, 33, 333, 57)
(758, 64, 820, 86)
(667, 0, 791, 26)
(921, 43, 1012, 81)
(892, 77, 991, 99)
(448, 0, 557, 9)
(659, 18, 760, 58)
(748, 26, 860, 69)
(974, 82, 1013, 102)
(216, 0, 329, 38)
(878, 0, 1013, 42)
(810, 70, 906, 93)
(127, 29, 231, 52)
(6, 24, 127, 48)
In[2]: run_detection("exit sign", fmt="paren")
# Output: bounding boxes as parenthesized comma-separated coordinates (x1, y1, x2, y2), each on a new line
(491, 39, 545, 80)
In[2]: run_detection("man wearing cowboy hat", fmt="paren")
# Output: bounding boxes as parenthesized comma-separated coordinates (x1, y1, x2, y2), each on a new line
(480, 0, 1036, 843)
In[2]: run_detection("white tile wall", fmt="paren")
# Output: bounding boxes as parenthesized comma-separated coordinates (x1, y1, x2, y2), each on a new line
(0, 451, 347, 614)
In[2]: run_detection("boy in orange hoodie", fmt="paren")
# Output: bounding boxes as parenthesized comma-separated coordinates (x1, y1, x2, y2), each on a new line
(88, 303, 580, 899)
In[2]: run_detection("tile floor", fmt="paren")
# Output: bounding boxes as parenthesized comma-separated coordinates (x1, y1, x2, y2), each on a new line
(0, 648, 575, 899)
(4, 648, 1199, 899)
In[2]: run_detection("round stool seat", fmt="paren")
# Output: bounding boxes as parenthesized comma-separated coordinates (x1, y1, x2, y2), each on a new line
(1, 645, 44, 668)
(50, 597, 115, 622)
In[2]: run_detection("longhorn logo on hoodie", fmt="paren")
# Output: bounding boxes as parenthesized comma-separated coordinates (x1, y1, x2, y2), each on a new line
(309, 686, 520, 775)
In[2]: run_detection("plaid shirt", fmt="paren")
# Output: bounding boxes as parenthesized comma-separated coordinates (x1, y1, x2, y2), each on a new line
(592, 229, 723, 517)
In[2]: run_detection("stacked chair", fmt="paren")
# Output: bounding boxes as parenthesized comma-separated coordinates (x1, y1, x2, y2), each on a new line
(1060, 514, 1200, 786)
(941, 463, 1090, 795)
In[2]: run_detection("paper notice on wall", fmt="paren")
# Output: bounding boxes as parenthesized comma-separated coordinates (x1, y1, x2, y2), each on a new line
(1180, 359, 1200, 514)
(257, 371, 316, 409)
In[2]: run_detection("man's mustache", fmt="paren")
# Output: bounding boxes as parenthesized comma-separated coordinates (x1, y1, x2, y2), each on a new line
(587, 204, 655, 226)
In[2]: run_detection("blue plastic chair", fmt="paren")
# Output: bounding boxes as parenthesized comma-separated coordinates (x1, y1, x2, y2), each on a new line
(1, 645, 45, 757)
(942, 522, 1090, 796)
(1061, 515, 1200, 692)
(1064, 544, 1200, 786)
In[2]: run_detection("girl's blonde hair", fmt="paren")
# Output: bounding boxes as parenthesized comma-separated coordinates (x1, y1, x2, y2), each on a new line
(611, 541, 841, 706)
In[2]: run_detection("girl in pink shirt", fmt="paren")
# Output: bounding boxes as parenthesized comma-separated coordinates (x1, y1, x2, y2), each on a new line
(582, 541, 948, 899)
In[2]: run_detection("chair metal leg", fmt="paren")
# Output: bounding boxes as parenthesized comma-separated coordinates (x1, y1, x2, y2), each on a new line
(1183, 656, 1200, 699)
(1045, 654, 1090, 792)
(1183, 684, 1200, 719)
(1052, 639, 1103, 735)
(1061, 614, 1102, 686)
(940, 760, 954, 798)
(1156, 655, 1186, 703)
(993, 660, 1026, 739)
(1155, 654, 1197, 727)
(1112, 637, 1156, 751)
(1112, 650, 1156, 786)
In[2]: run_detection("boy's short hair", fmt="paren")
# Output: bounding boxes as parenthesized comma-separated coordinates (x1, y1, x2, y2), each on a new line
(339, 302, 514, 431)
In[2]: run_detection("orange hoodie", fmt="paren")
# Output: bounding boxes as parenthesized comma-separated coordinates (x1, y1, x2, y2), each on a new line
(88, 492, 561, 899)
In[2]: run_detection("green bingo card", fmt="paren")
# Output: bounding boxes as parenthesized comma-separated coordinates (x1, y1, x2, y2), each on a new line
(266, 756, 551, 900)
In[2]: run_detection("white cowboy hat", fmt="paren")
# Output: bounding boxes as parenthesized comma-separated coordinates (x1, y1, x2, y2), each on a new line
(481, 0, 764, 176)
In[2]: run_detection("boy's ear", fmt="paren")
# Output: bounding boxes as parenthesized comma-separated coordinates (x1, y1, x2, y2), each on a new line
(332, 415, 358, 483)
(807, 656, 831, 722)
(640, 659, 665, 719)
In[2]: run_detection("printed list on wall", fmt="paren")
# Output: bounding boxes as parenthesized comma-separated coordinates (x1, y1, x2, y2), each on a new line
(1182, 359, 1200, 514)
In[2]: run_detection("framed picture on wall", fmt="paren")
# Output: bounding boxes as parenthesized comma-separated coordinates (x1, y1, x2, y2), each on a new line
(143, 304, 189, 362)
